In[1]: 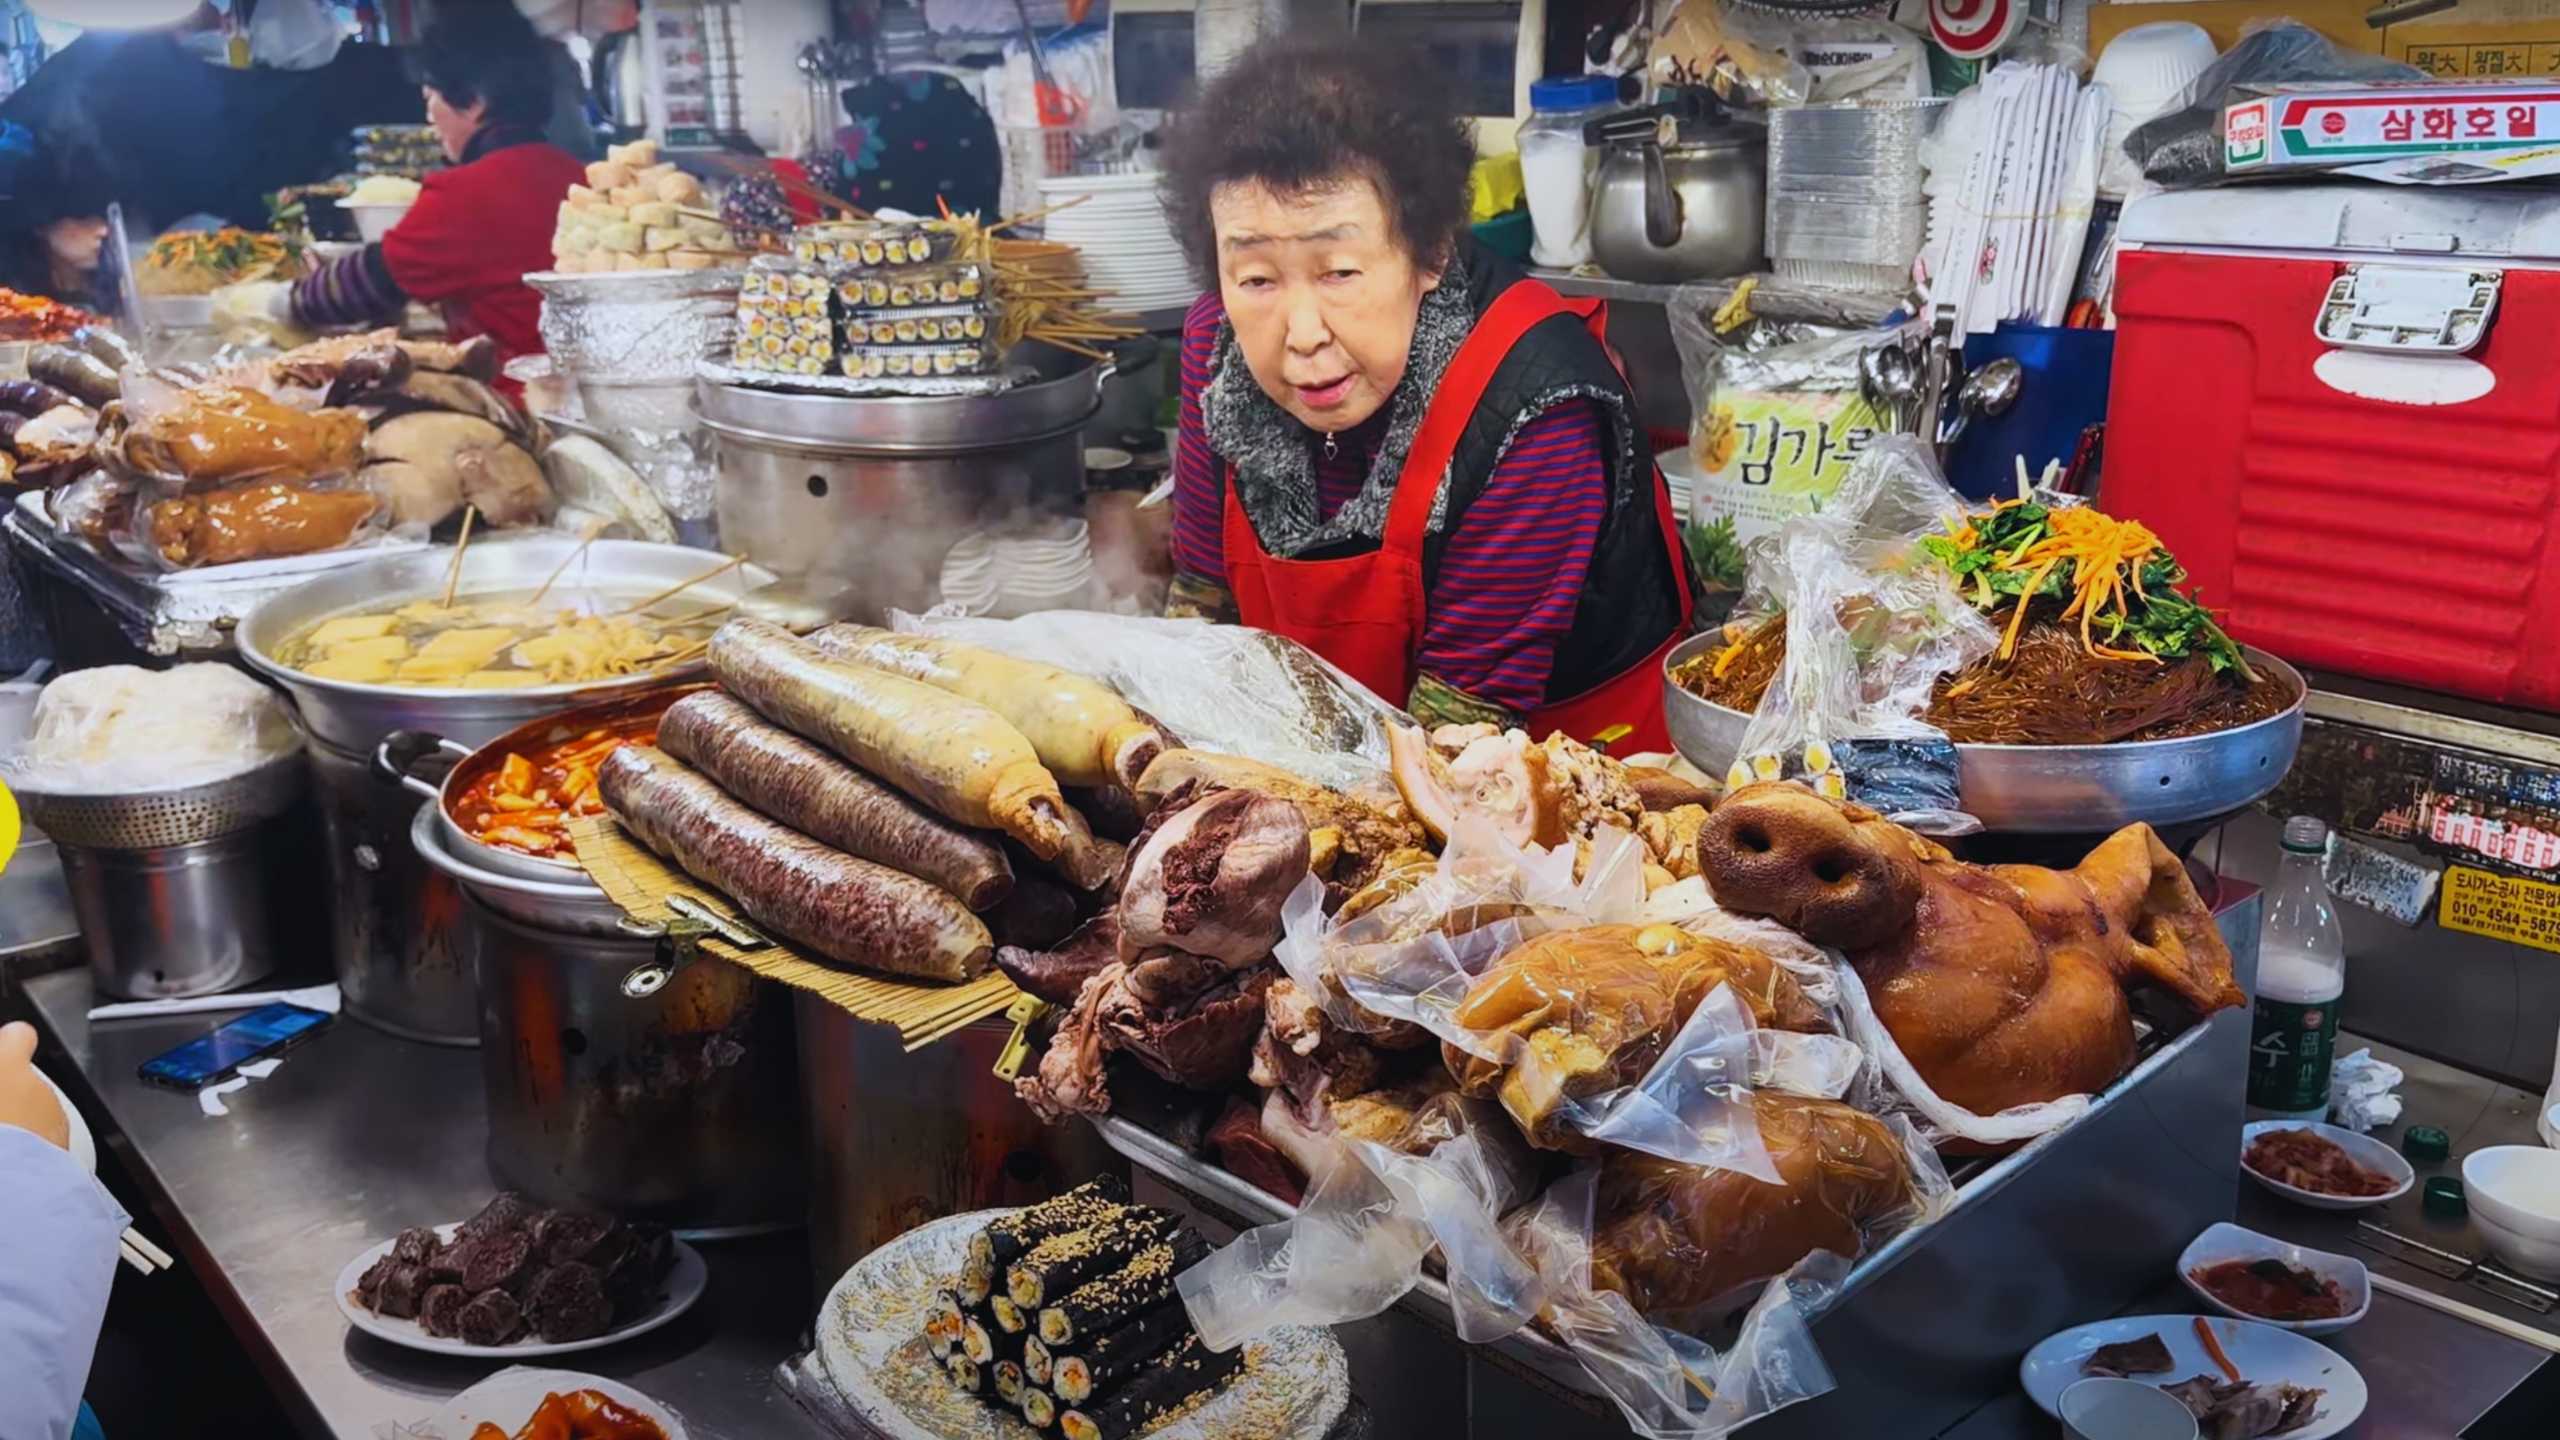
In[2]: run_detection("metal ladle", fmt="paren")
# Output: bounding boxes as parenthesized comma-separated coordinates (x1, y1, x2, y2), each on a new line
(1936, 357, 2025, 448)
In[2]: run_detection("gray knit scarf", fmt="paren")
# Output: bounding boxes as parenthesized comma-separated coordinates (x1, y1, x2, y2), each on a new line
(1201, 259, 1478, 557)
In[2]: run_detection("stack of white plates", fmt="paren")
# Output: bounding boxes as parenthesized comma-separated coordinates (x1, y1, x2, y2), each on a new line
(1039, 173, 1196, 314)
(939, 521, 1097, 616)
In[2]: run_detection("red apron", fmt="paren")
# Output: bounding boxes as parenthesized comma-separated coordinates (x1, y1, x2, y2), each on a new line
(1220, 280, 1694, 753)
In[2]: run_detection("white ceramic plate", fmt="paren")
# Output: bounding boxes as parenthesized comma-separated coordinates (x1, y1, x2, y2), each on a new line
(413, 1368, 689, 1440)
(812, 1209, 1349, 1440)
(334, 1222, 705, 1358)
(2020, 1314, 2367, 1440)
(2240, 1120, 2416, 1211)
(2176, 1222, 2370, 1335)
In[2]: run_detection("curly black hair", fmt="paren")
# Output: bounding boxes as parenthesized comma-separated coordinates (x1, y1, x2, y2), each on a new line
(1159, 34, 1475, 284)
(412, 1, 554, 130)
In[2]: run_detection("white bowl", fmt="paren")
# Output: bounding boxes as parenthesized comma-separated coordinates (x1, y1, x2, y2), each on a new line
(2462, 1145, 2560, 1243)
(2240, 1121, 2416, 1211)
(2176, 1222, 2370, 1335)
(2472, 1208, 2560, 1282)
(2058, 1376, 2199, 1440)
(2091, 22, 2218, 121)
(340, 200, 414, 243)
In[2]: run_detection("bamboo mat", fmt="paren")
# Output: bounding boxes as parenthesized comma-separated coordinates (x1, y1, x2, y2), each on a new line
(566, 815, 1020, 1049)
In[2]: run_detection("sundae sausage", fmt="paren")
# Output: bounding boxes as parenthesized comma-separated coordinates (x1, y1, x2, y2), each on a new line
(656, 690, 1013, 911)
(807, 624, 1167, 790)
(599, 744, 991, 981)
(710, 617, 1071, 858)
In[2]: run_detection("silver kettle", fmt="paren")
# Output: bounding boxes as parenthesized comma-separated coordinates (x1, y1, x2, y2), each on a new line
(1588, 103, 1766, 285)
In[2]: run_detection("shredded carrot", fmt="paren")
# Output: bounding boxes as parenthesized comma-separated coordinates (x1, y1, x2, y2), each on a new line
(1713, 636, 1751, 678)
(1998, 559, 2059, 659)
(2194, 1317, 2241, 1384)
(1986, 506, 2167, 665)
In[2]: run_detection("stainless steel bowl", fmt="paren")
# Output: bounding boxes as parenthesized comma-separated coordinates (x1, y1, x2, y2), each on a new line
(408, 802, 630, 937)
(237, 536, 776, 753)
(1659, 630, 2307, 832)
(375, 683, 704, 884)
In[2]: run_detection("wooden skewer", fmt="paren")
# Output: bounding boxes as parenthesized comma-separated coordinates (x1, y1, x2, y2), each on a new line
(528, 518, 610, 607)
(660, 596, 741, 628)
(653, 636, 713, 672)
(988, 193, 1092, 233)
(438, 507, 478, 608)
(619, 554, 745, 615)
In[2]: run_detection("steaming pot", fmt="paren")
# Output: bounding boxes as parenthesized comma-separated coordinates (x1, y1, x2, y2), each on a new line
(697, 345, 1107, 620)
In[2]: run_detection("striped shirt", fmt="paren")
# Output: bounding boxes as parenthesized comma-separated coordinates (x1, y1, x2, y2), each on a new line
(1172, 292, 1608, 714)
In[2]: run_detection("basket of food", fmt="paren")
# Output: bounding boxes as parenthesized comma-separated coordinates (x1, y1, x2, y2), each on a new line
(1663, 448, 2304, 833)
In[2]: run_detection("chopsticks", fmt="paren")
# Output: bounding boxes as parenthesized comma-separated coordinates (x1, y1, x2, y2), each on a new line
(119, 1227, 174, 1277)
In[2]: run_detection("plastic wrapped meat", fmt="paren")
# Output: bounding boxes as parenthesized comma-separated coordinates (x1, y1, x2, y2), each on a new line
(1588, 1093, 1916, 1318)
(143, 480, 380, 568)
(117, 384, 367, 488)
(1695, 782, 2244, 1126)
(1443, 923, 1828, 1153)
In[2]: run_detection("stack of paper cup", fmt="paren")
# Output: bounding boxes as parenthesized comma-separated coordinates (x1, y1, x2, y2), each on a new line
(2092, 22, 2218, 199)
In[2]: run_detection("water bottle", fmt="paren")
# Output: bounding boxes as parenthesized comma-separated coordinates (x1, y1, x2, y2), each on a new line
(2248, 816, 2347, 1121)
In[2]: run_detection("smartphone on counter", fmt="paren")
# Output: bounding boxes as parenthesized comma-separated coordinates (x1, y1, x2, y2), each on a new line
(137, 1002, 334, 1091)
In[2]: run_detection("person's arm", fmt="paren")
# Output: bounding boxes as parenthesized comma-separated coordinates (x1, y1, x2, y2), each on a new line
(1164, 293, 1237, 623)
(287, 241, 406, 328)
(1407, 399, 1610, 729)
(0, 1022, 128, 1440)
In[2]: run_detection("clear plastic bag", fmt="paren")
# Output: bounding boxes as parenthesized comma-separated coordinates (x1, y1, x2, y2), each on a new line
(893, 610, 1408, 790)
(6, 663, 299, 793)
(1721, 436, 1998, 829)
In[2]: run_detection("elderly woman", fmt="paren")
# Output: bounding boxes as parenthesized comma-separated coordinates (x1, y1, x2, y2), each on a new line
(266, 5, 582, 375)
(1162, 37, 1690, 748)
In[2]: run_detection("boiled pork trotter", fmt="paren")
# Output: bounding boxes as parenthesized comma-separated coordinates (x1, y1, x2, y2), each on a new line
(1443, 923, 1828, 1153)
(1693, 782, 2244, 1120)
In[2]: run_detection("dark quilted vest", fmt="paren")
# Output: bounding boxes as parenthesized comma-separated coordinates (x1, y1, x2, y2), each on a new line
(1431, 253, 1689, 702)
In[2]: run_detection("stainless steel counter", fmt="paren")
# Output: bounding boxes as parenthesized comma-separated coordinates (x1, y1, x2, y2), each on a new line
(18, 968, 826, 1440)
(1945, 1031, 2558, 1439)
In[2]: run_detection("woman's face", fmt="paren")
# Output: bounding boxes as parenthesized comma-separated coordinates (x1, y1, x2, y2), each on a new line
(42, 217, 108, 275)
(425, 85, 485, 163)
(1211, 176, 1439, 436)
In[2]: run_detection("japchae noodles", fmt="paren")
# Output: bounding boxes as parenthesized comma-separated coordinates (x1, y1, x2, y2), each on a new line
(1674, 497, 2297, 746)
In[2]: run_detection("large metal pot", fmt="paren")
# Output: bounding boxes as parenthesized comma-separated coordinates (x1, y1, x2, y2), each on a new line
(313, 734, 478, 1043)
(797, 992, 1117, 1286)
(1659, 631, 2308, 833)
(239, 538, 770, 1043)
(236, 536, 774, 754)
(375, 684, 706, 886)
(469, 893, 804, 1234)
(697, 345, 1106, 617)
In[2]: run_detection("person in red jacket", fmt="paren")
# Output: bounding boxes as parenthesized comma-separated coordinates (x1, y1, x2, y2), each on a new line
(278, 4, 582, 374)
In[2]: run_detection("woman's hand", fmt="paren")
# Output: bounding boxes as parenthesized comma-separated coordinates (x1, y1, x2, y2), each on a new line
(0, 1021, 70, 1150)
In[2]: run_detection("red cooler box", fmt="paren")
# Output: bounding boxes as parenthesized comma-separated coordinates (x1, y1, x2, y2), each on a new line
(2104, 184, 2560, 713)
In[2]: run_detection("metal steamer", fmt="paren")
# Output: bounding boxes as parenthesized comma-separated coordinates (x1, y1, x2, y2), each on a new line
(696, 346, 1107, 619)
(12, 750, 313, 999)
(237, 538, 774, 1042)
(1658, 631, 2309, 837)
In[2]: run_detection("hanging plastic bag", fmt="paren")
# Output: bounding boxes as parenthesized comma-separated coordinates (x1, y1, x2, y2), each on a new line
(250, 0, 348, 71)
(1716, 436, 1998, 829)
(896, 610, 1406, 790)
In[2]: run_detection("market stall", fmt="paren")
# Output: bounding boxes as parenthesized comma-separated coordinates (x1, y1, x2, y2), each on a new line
(10, 4, 2560, 1439)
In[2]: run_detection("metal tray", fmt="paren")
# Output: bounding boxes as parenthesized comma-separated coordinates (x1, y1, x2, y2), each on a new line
(1658, 630, 2307, 833)
(694, 342, 1107, 455)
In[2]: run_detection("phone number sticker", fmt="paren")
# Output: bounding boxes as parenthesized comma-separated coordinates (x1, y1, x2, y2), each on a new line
(2439, 863, 2560, 955)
